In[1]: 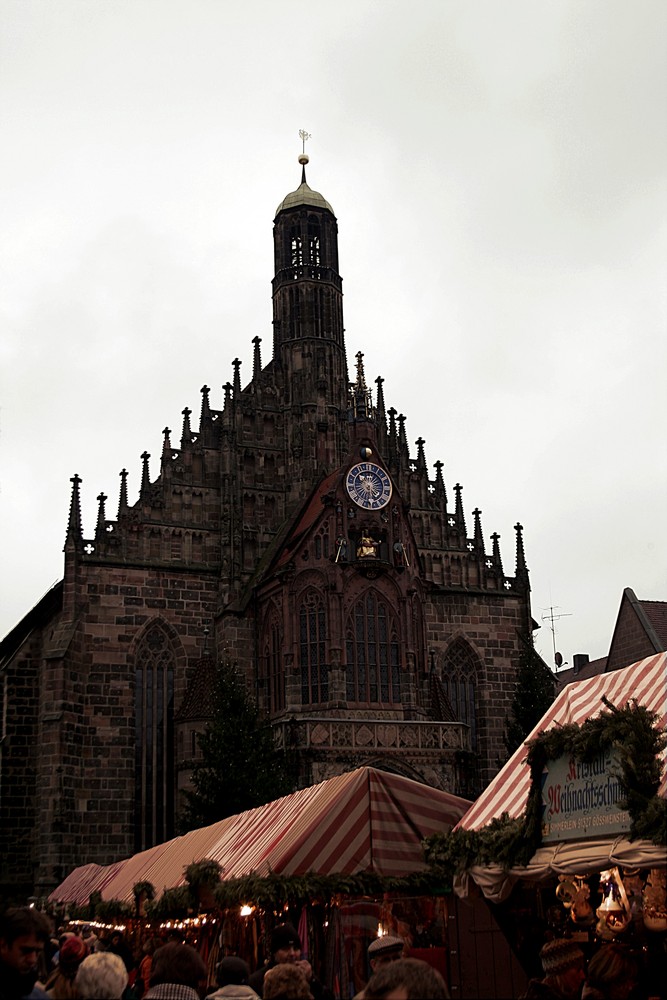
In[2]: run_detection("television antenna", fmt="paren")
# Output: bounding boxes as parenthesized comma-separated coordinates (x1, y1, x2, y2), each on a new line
(541, 606, 572, 670)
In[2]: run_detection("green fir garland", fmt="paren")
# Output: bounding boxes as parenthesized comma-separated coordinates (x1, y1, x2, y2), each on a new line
(140, 869, 447, 920)
(94, 898, 134, 920)
(424, 701, 667, 876)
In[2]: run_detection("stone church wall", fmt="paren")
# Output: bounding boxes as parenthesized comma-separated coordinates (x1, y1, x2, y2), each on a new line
(30, 563, 219, 890)
(425, 591, 528, 786)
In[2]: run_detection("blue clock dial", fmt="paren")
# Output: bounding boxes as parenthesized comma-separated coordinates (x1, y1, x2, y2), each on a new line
(345, 462, 392, 510)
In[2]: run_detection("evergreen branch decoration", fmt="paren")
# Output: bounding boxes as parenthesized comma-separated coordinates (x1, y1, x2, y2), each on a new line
(94, 899, 134, 920)
(132, 880, 156, 900)
(140, 869, 448, 919)
(424, 701, 666, 876)
(144, 886, 191, 921)
(185, 859, 223, 890)
(209, 870, 438, 908)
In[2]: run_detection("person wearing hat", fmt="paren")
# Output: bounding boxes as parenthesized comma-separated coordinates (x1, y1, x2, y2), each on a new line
(367, 937, 404, 974)
(522, 939, 586, 1000)
(207, 956, 259, 999)
(353, 936, 405, 1000)
(247, 925, 331, 1000)
(43, 934, 88, 998)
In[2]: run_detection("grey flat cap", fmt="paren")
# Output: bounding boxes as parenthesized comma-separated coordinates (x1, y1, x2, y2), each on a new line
(368, 935, 404, 958)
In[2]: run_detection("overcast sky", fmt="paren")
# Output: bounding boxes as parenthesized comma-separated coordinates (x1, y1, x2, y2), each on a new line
(1, 0, 665, 667)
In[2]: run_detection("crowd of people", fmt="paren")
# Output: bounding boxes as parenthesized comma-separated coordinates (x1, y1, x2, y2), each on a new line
(0, 905, 650, 1000)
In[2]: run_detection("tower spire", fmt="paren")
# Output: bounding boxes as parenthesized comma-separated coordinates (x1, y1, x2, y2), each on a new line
(252, 337, 262, 380)
(181, 407, 192, 447)
(66, 473, 83, 543)
(415, 437, 427, 474)
(199, 385, 211, 429)
(514, 522, 530, 590)
(232, 358, 241, 397)
(398, 414, 409, 463)
(375, 376, 386, 421)
(434, 460, 447, 507)
(491, 531, 504, 576)
(454, 483, 466, 535)
(473, 507, 484, 553)
(95, 492, 107, 538)
(140, 452, 151, 499)
(118, 468, 129, 518)
(223, 381, 232, 409)
(161, 427, 172, 476)
(351, 351, 372, 418)
(387, 407, 398, 464)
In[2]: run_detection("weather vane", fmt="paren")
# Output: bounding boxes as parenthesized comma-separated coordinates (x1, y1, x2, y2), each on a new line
(299, 129, 312, 154)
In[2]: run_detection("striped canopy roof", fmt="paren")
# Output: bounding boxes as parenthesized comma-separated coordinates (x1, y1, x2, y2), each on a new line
(50, 766, 470, 905)
(453, 652, 667, 901)
(457, 652, 666, 833)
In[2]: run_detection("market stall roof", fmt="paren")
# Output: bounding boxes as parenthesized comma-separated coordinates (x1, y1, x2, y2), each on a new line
(453, 652, 666, 902)
(50, 766, 471, 906)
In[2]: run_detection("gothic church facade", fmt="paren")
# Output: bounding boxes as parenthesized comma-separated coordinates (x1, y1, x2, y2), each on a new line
(0, 161, 534, 898)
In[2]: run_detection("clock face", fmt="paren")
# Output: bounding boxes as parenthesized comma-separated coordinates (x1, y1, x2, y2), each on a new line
(345, 462, 392, 510)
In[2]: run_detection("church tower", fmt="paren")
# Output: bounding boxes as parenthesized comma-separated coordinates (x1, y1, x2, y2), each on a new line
(270, 145, 349, 498)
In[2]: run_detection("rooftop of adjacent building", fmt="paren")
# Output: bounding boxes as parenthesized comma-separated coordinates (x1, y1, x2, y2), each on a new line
(555, 587, 667, 691)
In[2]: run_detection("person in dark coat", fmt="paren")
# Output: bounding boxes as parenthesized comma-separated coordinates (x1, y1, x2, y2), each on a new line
(107, 930, 135, 974)
(522, 939, 586, 1000)
(248, 925, 330, 1000)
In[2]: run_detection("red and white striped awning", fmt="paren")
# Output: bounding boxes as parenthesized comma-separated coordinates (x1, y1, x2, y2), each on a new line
(50, 766, 471, 906)
(453, 652, 666, 902)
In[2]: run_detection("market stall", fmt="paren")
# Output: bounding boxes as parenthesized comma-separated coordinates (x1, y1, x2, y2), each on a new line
(424, 652, 667, 992)
(52, 767, 529, 998)
(447, 651, 666, 902)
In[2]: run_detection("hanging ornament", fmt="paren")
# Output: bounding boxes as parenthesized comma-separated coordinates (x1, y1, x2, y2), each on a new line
(643, 869, 667, 933)
(596, 868, 631, 937)
(621, 867, 645, 923)
(570, 878, 594, 927)
(556, 877, 577, 908)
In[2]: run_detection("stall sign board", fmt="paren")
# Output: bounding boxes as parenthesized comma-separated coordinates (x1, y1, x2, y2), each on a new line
(541, 749, 631, 842)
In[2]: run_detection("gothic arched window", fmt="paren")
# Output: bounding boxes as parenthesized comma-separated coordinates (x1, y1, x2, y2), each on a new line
(299, 592, 327, 704)
(134, 624, 175, 852)
(443, 640, 478, 747)
(346, 592, 400, 704)
(261, 611, 284, 714)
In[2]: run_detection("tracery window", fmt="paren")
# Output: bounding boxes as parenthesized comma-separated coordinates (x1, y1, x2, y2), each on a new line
(134, 624, 175, 852)
(443, 640, 478, 747)
(346, 592, 400, 704)
(262, 612, 284, 714)
(299, 592, 327, 704)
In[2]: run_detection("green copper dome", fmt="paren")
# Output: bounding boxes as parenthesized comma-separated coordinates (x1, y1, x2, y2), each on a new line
(275, 178, 334, 217)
